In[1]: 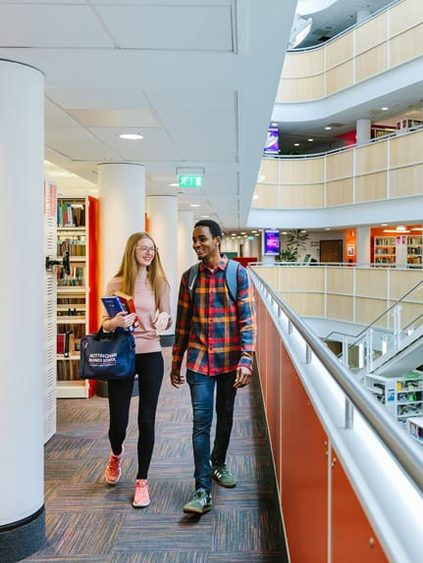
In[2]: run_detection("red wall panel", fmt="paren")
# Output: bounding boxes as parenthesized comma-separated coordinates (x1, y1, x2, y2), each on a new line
(332, 453, 388, 562)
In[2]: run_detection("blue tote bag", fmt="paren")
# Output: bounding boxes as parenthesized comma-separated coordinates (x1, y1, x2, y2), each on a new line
(79, 327, 136, 381)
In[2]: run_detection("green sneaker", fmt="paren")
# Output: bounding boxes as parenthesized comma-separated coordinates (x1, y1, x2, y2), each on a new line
(212, 464, 237, 488)
(183, 489, 212, 514)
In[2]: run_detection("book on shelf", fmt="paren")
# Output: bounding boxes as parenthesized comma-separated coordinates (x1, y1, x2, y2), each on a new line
(101, 293, 139, 331)
(57, 331, 75, 356)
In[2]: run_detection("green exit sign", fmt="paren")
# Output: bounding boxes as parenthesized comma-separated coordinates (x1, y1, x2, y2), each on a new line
(178, 174, 203, 188)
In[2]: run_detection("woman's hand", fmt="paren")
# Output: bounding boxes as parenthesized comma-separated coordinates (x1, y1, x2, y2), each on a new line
(152, 311, 171, 333)
(104, 311, 137, 331)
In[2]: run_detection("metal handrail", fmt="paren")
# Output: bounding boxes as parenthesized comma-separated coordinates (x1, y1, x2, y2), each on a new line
(325, 278, 423, 343)
(249, 267, 423, 491)
(404, 312, 423, 332)
(287, 0, 404, 54)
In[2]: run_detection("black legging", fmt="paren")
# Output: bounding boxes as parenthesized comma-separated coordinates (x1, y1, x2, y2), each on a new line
(107, 352, 164, 479)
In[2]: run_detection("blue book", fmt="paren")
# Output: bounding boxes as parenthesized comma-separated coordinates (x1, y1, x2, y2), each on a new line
(101, 295, 135, 331)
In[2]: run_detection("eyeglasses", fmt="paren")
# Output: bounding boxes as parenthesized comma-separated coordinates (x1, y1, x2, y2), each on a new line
(135, 245, 157, 254)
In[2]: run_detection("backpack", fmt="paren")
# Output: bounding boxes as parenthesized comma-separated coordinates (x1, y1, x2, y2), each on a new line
(187, 259, 239, 303)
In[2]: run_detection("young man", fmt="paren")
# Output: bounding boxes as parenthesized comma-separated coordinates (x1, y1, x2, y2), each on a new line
(170, 219, 256, 514)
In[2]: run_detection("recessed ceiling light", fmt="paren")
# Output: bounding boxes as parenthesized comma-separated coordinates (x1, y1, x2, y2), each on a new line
(294, 143, 300, 147)
(325, 227, 331, 230)
(169, 183, 178, 187)
(308, 138, 314, 142)
(281, 231, 287, 234)
(381, 107, 389, 111)
(201, 215, 209, 218)
(118, 133, 144, 140)
(396, 225, 406, 231)
(381, 223, 388, 226)
(300, 230, 307, 233)
(254, 233, 260, 236)
(190, 204, 200, 208)
(251, 230, 257, 233)
(241, 232, 246, 235)
(325, 126, 332, 130)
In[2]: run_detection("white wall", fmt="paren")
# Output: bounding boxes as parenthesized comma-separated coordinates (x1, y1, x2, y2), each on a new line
(221, 235, 261, 258)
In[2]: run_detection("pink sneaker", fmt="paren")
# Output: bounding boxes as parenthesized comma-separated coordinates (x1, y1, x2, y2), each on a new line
(133, 479, 150, 508)
(104, 447, 124, 485)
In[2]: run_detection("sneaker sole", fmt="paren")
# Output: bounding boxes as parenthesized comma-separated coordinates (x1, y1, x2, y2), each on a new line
(183, 505, 212, 514)
(105, 475, 121, 485)
(212, 475, 236, 488)
(132, 500, 150, 508)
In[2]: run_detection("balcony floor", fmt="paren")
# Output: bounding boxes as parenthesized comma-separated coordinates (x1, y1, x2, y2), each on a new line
(27, 348, 287, 562)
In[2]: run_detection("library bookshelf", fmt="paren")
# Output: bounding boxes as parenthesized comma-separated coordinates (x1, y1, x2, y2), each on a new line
(56, 196, 99, 398)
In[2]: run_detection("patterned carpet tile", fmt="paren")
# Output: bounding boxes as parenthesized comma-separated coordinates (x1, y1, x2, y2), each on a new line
(30, 511, 126, 557)
(208, 553, 288, 562)
(111, 553, 207, 563)
(45, 434, 97, 461)
(112, 513, 214, 553)
(212, 509, 285, 553)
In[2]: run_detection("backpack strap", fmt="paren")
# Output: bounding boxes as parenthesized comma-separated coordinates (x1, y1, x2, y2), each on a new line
(224, 259, 239, 303)
(187, 262, 200, 302)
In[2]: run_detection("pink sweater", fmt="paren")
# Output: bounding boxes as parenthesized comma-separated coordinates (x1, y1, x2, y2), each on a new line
(105, 271, 171, 354)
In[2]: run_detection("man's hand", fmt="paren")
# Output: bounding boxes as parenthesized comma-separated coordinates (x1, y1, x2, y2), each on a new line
(234, 366, 252, 388)
(170, 370, 185, 388)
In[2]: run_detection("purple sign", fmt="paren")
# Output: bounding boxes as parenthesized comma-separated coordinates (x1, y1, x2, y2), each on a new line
(264, 125, 279, 155)
(264, 229, 280, 255)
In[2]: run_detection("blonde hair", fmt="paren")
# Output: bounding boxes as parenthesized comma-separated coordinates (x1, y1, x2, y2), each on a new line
(115, 232, 169, 307)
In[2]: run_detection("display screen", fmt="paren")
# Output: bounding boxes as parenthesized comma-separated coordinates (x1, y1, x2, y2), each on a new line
(263, 229, 280, 255)
(263, 124, 279, 155)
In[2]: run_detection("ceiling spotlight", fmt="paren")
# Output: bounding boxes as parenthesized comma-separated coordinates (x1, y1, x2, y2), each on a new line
(308, 138, 314, 142)
(201, 215, 210, 218)
(325, 227, 331, 230)
(381, 107, 389, 111)
(251, 230, 257, 233)
(190, 204, 200, 208)
(294, 143, 300, 147)
(281, 231, 287, 234)
(241, 232, 246, 235)
(325, 126, 332, 130)
(118, 133, 144, 140)
(381, 223, 388, 226)
(169, 183, 179, 187)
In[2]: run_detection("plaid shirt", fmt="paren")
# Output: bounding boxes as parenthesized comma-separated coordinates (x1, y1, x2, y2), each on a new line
(172, 256, 256, 376)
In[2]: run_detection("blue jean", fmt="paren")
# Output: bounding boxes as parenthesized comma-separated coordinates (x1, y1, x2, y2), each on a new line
(187, 369, 237, 492)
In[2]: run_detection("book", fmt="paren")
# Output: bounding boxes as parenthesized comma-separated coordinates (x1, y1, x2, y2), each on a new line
(101, 294, 139, 331)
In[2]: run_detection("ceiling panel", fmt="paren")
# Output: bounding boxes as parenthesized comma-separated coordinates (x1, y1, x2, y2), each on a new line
(96, 4, 234, 51)
(68, 109, 159, 128)
(45, 127, 122, 161)
(88, 127, 181, 161)
(46, 88, 151, 110)
(176, 128, 237, 161)
(0, 4, 112, 48)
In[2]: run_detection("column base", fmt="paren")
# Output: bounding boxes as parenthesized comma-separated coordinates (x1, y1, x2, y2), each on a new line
(0, 506, 45, 563)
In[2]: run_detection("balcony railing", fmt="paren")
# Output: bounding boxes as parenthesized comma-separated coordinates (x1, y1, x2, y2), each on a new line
(277, 0, 423, 103)
(254, 127, 423, 209)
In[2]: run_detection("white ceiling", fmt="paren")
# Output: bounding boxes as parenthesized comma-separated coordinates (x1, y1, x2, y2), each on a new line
(0, 0, 297, 229)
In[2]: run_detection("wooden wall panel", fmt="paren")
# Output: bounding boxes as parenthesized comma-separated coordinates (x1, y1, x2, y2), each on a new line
(281, 344, 328, 563)
(280, 159, 324, 184)
(389, 165, 423, 198)
(390, 23, 423, 67)
(326, 179, 353, 206)
(327, 268, 354, 295)
(259, 159, 279, 184)
(355, 12, 387, 54)
(326, 33, 353, 68)
(355, 172, 387, 202)
(281, 49, 324, 78)
(390, 130, 423, 167)
(355, 142, 387, 175)
(389, 0, 423, 37)
(356, 269, 387, 298)
(355, 43, 387, 83)
(277, 75, 324, 103)
(326, 295, 354, 321)
(390, 270, 423, 299)
(332, 453, 388, 562)
(326, 150, 353, 180)
(326, 60, 353, 95)
(280, 185, 324, 208)
(276, 267, 325, 291)
(281, 293, 325, 317)
(355, 297, 387, 325)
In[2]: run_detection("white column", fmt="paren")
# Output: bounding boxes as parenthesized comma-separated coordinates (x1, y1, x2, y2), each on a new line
(357, 9, 371, 24)
(177, 210, 196, 280)
(147, 195, 178, 333)
(356, 118, 371, 146)
(98, 163, 146, 291)
(356, 226, 371, 265)
(0, 60, 45, 558)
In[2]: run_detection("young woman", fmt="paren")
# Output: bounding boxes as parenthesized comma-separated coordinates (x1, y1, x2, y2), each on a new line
(102, 232, 171, 508)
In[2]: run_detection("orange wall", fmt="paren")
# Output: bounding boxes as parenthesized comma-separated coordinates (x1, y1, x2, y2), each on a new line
(344, 228, 357, 263)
